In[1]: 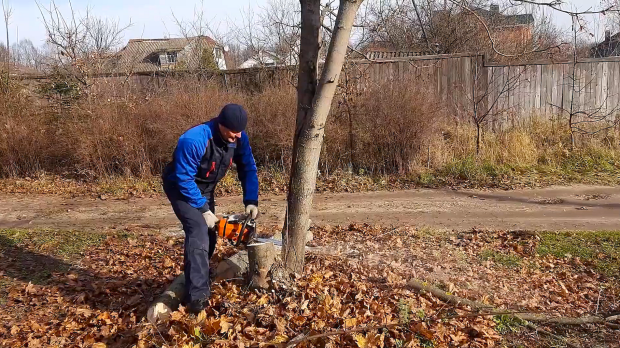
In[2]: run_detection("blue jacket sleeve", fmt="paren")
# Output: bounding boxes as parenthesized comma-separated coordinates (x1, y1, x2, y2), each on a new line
(171, 137, 208, 211)
(234, 132, 259, 206)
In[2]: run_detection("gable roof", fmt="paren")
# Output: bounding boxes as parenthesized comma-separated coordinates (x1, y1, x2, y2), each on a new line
(106, 36, 221, 73)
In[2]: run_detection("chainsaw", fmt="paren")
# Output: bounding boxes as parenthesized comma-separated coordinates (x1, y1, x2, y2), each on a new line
(215, 212, 283, 247)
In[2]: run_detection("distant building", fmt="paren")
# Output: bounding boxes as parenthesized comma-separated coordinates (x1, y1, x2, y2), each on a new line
(106, 36, 227, 74)
(238, 51, 297, 69)
(360, 4, 535, 60)
(591, 30, 620, 58)
(472, 4, 535, 45)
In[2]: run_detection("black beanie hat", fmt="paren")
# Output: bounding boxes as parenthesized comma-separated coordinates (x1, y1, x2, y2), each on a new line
(217, 104, 248, 133)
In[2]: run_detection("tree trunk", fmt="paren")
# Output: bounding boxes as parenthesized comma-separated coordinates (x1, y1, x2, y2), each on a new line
(476, 124, 481, 155)
(247, 242, 276, 289)
(282, 0, 321, 272)
(284, 0, 363, 273)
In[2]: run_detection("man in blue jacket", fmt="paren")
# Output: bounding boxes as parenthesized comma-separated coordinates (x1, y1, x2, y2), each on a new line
(162, 103, 259, 314)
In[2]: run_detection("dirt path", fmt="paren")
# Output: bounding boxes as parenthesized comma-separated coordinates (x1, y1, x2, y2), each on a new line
(1, 185, 620, 232)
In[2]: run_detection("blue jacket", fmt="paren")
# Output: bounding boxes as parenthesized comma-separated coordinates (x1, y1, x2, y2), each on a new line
(163, 119, 258, 212)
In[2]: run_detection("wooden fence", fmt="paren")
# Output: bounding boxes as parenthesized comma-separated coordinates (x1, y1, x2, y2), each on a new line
(17, 53, 620, 127)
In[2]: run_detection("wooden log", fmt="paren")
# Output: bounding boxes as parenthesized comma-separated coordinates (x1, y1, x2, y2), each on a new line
(407, 279, 614, 327)
(146, 273, 185, 324)
(247, 242, 276, 289)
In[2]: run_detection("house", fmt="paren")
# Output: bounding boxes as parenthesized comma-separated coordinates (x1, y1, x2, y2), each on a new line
(359, 4, 534, 60)
(471, 4, 534, 45)
(106, 36, 227, 74)
(238, 50, 297, 69)
(591, 30, 620, 58)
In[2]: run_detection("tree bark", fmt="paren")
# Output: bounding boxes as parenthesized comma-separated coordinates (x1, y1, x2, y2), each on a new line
(247, 242, 276, 289)
(284, 0, 363, 273)
(282, 0, 321, 271)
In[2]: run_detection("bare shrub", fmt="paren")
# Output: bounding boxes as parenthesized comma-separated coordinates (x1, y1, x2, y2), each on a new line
(1, 75, 618, 181)
(328, 78, 447, 174)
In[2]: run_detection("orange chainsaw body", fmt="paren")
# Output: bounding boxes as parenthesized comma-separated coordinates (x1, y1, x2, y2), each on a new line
(216, 214, 256, 246)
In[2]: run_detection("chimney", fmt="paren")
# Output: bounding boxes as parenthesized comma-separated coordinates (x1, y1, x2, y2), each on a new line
(490, 4, 500, 13)
(606, 30, 611, 42)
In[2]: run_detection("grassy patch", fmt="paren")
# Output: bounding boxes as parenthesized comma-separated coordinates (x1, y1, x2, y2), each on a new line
(493, 315, 527, 335)
(0, 228, 105, 259)
(480, 249, 522, 268)
(537, 231, 620, 277)
(0, 229, 106, 287)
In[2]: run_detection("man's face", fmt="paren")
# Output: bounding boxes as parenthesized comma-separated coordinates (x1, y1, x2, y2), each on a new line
(218, 123, 242, 143)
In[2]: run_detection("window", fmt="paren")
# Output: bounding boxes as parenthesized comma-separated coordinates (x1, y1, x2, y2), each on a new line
(213, 47, 222, 60)
(160, 52, 177, 65)
(167, 52, 177, 63)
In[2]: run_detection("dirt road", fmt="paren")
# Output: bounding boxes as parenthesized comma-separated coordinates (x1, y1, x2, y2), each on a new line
(2, 185, 620, 232)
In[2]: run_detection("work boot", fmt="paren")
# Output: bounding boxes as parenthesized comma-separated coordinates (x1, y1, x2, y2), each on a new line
(187, 297, 209, 315)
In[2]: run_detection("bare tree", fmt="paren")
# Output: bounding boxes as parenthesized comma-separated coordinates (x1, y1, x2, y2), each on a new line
(171, 0, 225, 71)
(355, 0, 568, 63)
(553, 15, 620, 149)
(2, 0, 11, 88)
(283, 0, 364, 273)
(11, 39, 44, 71)
(461, 62, 525, 154)
(230, 0, 303, 68)
(37, 0, 131, 89)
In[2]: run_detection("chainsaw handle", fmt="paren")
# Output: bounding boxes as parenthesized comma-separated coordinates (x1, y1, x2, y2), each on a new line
(235, 214, 254, 247)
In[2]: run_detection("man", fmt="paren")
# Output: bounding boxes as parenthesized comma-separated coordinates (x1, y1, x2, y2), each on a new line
(162, 103, 259, 314)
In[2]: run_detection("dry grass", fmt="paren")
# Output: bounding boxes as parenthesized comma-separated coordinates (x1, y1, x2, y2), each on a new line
(1, 77, 619, 190)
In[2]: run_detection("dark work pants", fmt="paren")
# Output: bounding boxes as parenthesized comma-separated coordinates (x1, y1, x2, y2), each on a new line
(163, 183, 217, 303)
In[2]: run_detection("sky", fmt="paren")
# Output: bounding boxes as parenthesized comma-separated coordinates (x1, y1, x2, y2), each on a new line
(0, 0, 615, 48)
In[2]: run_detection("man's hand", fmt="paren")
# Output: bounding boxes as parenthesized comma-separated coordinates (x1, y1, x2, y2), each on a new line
(245, 205, 259, 219)
(202, 211, 218, 229)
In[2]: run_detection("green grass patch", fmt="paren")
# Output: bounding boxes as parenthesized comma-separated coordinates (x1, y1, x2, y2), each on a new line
(0, 228, 105, 259)
(537, 231, 620, 277)
(493, 315, 527, 335)
(480, 249, 522, 268)
(0, 229, 106, 287)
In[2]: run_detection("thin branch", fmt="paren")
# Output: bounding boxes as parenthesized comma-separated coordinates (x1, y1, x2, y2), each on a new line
(321, 23, 377, 62)
(449, 0, 569, 58)
(411, 0, 435, 54)
(510, 0, 620, 16)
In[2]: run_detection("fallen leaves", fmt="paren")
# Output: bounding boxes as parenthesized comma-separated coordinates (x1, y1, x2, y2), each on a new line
(1, 225, 618, 348)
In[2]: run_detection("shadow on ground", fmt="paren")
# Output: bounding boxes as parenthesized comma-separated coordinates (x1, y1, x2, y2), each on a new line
(0, 233, 177, 347)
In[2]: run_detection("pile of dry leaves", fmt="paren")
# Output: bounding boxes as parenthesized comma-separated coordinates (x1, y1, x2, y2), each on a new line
(1, 225, 618, 347)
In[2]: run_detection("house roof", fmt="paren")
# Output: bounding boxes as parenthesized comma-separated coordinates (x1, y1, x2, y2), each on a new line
(472, 6, 534, 26)
(359, 41, 433, 59)
(106, 36, 220, 73)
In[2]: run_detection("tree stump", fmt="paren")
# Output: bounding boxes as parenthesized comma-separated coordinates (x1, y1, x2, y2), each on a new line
(146, 273, 185, 324)
(247, 242, 276, 289)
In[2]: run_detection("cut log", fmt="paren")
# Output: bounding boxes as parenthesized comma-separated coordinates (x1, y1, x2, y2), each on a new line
(147, 273, 185, 324)
(247, 242, 276, 289)
(214, 250, 249, 281)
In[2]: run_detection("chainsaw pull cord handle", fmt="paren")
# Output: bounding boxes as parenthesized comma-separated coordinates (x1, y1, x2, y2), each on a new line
(235, 214, 252, 247)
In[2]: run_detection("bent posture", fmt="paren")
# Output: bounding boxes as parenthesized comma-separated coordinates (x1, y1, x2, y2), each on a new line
(162, 104, 259, 314)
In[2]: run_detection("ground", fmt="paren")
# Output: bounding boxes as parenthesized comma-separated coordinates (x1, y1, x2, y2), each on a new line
(1, 185, 619, 347)
(2, 185, 620, 232)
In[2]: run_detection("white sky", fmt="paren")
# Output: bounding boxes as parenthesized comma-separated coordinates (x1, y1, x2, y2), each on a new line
(0, 0, 614, 48)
